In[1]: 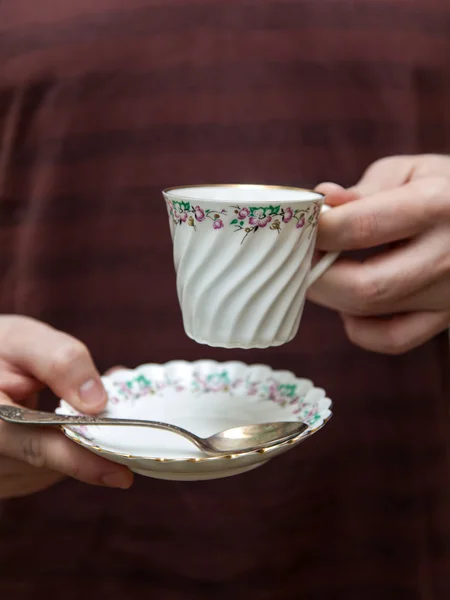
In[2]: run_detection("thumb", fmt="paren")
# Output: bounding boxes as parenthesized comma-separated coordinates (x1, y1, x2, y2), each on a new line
(0, 316, 107, 414)
(0, 392, 133, 489)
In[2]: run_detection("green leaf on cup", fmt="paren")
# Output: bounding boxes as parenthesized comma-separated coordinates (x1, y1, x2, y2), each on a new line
(230, 219, 238, 225)
(268, 205, 281, 215)
(249, 205, 282, 217)
(173, 200, 191, 211)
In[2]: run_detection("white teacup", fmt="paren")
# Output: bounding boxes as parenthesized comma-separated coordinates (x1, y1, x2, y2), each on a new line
(163, 184, 339, 349)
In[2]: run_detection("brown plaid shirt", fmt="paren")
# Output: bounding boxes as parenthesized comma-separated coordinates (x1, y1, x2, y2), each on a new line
(0, 1, 449, 598)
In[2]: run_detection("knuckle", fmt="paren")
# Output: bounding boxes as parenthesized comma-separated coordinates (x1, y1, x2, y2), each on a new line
(21, 431, 84, 481)
(21, 434, 47, 469)
(48, 339, 90, 378)
(53, 455, 83, 481)
(349, 212, 380, 247)
(363, 155, 404, 179)
(349, 271, 388, 314)
(368, 156, 393, 172)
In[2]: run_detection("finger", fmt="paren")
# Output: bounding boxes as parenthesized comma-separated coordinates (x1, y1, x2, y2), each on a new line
(0, 394, 133, 489)
(0, 316, 107, 413)
(316, 156, 416, 205)
(389, 277, 450, 313)
(308, 231, 446, 316)
(341, 310, 450, 355)
(0, 367, 43, 402)
(315, 182, 360, 207)
(350, 155, 418, 196)
(316, 176, 449, 251)
(0, 456, 64, 499)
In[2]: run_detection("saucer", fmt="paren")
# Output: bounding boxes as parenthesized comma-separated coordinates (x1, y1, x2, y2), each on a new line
(57, 360, 332, 481)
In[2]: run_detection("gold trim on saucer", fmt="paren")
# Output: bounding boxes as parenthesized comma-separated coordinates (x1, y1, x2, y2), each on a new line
(60, 414, 332, 465)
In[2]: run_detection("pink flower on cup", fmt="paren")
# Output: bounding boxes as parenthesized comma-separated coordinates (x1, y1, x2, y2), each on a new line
(238, 207, 250, 219)
(194, 206, 206, 222)
(249, 208, 272, 227)
(213, 219, 224, 229)
(296, 216, 305, 228)
(174, 209, 188, 222)
(283, 207, 293, 223)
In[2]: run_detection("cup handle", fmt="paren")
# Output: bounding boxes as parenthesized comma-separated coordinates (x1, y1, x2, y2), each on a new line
(306, 204, 340, 288)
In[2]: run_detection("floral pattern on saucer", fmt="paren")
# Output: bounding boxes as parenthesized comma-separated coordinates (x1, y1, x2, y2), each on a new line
(78, 363, 331, 431)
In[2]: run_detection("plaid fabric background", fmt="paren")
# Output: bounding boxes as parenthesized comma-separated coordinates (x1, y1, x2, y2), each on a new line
(0, 1, 449, 598)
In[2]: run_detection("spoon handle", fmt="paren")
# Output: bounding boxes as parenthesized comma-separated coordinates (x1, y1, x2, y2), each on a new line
(0, 405, 207, 449)
(0, 405, 162, 427)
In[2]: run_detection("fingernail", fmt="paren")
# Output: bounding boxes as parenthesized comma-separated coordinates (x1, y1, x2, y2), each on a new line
(79, 378, 107, 408)
(101, 471, 133, 489)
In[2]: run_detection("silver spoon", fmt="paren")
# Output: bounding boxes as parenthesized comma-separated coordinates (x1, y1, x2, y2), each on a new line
(0, 405, 308, 456)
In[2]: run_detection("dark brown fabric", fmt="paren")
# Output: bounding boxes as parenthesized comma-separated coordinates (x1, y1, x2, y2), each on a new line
(0, 1, 449, 598)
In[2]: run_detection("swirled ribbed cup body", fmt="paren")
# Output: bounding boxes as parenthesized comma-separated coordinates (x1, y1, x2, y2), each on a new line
(163, 185, 325, 349)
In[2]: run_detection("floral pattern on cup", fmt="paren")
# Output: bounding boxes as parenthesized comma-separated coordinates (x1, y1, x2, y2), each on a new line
(231, 203, 320, 243)
(168, 200, 227, 230)
(167, 199, 321, 244)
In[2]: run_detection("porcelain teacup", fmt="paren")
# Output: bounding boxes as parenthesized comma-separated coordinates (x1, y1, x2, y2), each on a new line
(163, 184, 339, 349)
